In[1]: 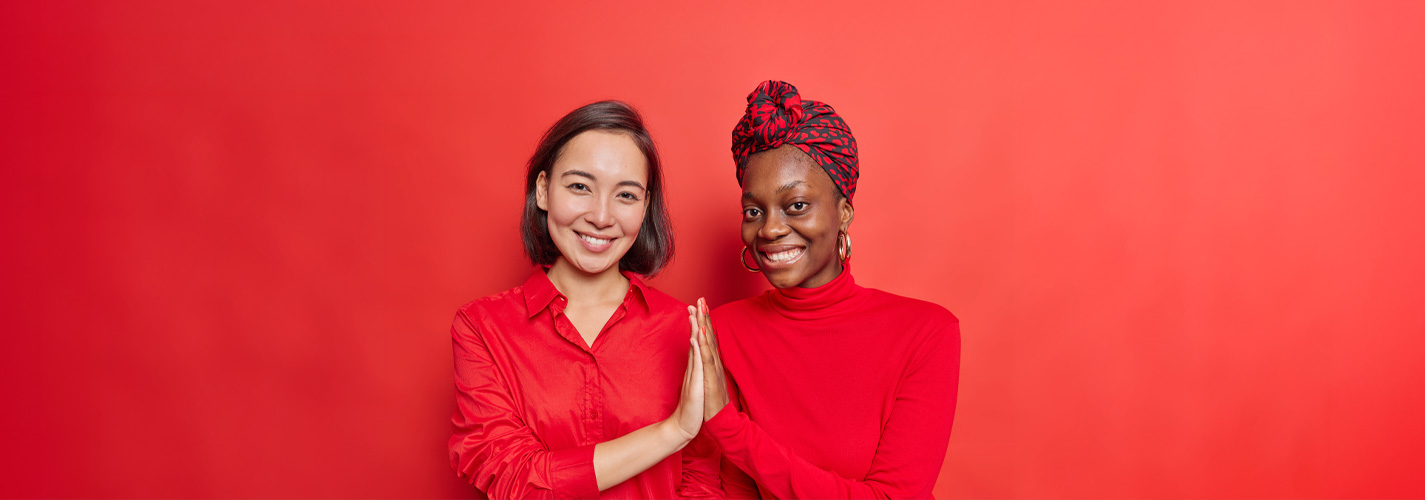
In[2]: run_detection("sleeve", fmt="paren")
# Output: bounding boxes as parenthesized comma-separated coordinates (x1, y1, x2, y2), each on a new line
(717, 373, 761, 499)
(448, 310, 601, 500)
(704, 320, 961, 500)
(676, 430, 726, 499)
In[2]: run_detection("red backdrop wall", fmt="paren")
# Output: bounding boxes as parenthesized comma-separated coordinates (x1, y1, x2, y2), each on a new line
(3, 1, 1424, 498)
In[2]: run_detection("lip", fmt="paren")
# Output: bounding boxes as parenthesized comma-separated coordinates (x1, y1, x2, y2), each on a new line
(756, 243, 806, 270)
(574, 230, 617, 253)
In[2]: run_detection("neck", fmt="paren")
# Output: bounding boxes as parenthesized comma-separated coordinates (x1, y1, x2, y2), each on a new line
(546, 257, 630, 305)
(795, 259, 845, 289)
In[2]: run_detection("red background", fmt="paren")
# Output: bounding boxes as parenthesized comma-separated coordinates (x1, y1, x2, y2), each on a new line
(3, 1, 1424, 498)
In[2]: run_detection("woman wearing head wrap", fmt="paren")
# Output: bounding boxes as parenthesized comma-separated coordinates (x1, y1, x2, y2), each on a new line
(692, 81, 961, 499)
(448, 101, 723, 499)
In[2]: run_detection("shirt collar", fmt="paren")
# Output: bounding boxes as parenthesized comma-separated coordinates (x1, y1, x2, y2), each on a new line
(766, 262, 869, 321)
(521, 267, 561, 318)
(625, 272, 651, 312)
(522, 266, 651, 318)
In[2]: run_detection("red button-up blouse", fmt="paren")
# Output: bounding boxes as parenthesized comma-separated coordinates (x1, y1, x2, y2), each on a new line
(449, 268, 723, 499)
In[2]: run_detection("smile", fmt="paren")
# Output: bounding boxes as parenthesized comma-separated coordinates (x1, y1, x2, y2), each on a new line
(759, 247, 805, 268)
(576, 231, 616, 252)
(579, 234, 612, 245)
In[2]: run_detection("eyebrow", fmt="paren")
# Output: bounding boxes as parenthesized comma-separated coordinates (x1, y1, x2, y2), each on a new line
(742, 180, 807, 200)
(561, 170, 646, 190)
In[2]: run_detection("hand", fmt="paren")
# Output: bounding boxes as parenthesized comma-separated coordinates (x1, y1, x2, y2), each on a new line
(695, 297, 731, 421)
(666, 305, 705, 442)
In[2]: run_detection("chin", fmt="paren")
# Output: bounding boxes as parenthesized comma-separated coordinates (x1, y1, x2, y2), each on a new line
(571, 246, 634, 275)
(762, 269, 805, 289)
(571, 257, 619, 275)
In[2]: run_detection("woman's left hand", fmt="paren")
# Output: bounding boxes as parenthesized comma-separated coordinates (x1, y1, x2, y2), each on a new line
(695, 297, 730, 421)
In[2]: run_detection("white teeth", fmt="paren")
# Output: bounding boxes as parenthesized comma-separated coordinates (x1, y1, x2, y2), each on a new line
(763, 248, 803, 263)
(579, 234, 612, 246)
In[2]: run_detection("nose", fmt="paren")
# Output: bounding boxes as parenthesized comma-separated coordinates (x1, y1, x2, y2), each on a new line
(587, 195, 616, 229)
(757, 211, 790, 241)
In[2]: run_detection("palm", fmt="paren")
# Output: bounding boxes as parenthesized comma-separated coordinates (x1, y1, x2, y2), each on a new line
(695, 298, 730, 420)
(673, 306, 705, 439)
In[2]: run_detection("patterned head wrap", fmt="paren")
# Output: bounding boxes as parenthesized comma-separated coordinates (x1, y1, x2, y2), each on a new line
(732, 80, 859, 203)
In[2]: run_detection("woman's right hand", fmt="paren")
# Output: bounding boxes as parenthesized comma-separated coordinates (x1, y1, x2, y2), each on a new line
(665, 305, 705, 443)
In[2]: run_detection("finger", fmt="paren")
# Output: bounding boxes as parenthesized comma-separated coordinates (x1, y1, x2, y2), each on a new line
(700, 317, 720, 362)
(688, 305, 698, 336)
(684, 307, 695, 346)
(705, 330, 725, 376)
(695, 298, 712, 345)
(690, 330, 704, 388)
(698, 301, 721, 361)
(697, 319, 717, 365)
(697, 298, 712, 336)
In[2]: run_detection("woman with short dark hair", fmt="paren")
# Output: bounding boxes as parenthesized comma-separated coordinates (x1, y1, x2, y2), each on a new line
(449, 101, 721, 499)
(694, 81, 961, 499)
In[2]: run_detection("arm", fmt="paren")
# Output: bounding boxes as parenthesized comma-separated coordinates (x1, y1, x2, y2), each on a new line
(678, 301, 727, 500)
(449, 308, 707, 498)
(676, 429, 726, 499)
(691, 298, 757, 499)
(591, 418, 697, 491)
(696, 304, 961, 499)
(591, 307, 706, 490)
(449, 309, 593, 499)
(716, 372, 761, 499)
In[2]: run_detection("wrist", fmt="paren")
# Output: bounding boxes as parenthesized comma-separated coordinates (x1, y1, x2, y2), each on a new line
(660, 416, 695, 450)
(705, 397, 729, 422)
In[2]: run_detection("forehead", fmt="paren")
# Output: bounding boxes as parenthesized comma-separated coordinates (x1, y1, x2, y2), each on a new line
(742, 146, 834, 195)
(552, 130, 648, 181)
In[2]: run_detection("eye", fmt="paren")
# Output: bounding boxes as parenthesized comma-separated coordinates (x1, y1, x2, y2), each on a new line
(789, 201, 809, 212)
(618, 191, 642, 202)
(566, 183, 589, 192)
(742, 207, 762, 220)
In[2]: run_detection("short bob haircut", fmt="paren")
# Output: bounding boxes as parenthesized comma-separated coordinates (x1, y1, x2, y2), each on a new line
(520, 100, 674, 276)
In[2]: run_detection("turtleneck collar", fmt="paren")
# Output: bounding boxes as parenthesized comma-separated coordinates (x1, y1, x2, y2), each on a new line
(767, 264, 870, 321)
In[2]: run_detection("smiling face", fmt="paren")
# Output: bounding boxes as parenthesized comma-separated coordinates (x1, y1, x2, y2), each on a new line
(740, 145, 855, 289)
(535, 130, 650, 276)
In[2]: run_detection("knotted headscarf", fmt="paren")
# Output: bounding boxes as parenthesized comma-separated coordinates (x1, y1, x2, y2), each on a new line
(732, 80, 859, 202)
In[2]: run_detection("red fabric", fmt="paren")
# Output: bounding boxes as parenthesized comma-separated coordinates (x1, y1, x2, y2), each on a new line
(449, 268, 723, 499)
(731, 80, 860, 202)
(705, 269, 960, 499)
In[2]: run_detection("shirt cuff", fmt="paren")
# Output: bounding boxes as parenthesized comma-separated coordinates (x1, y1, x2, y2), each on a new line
(548, 443, 599, 499)
(703, 403, 745, 446)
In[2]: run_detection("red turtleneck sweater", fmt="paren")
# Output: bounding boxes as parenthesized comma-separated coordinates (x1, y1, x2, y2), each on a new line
(703, 269, 960, 499)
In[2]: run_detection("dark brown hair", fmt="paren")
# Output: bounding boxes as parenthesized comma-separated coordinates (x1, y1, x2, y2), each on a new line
(520, 100, 674, 276)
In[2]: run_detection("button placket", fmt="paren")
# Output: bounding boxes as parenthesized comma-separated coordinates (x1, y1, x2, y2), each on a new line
(586, 355, 605, 440)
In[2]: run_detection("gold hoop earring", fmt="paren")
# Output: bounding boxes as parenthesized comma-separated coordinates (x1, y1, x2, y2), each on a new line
(838, 231, 853, 262)
(741, 246, 762, 272)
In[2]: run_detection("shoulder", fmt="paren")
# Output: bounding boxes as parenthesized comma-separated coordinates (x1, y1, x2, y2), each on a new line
(863, 288, 961, 350)
(709, 292, 773, 320)
(863, 289, 961, 373)
(707, 292, 777, 341)
(450, 285, 529, 337)
(636, 282, 690, 316)
(455, 285, 524, 317)
(865, 288, 959, 325)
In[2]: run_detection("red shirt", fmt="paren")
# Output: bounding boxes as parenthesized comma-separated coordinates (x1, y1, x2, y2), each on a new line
(705, 268, 960, 499)
(448, 269, 722, 499)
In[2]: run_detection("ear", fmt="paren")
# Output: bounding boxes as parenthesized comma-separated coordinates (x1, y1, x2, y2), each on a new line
(839, 198, 855, 232)
(535, 171, 549, 211)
